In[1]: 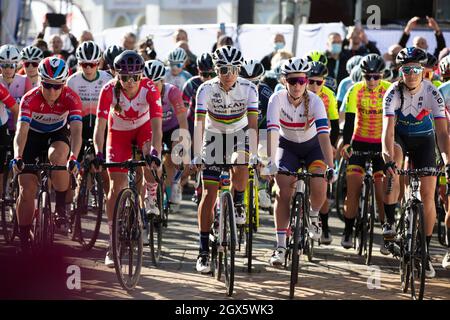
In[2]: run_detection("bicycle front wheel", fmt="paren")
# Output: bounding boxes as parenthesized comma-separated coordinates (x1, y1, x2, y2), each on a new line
(1, 167, 18, 244)
(149, 179, 164, 266)
(245, 177, 255, 273)
(112, 188, 143, 291)
(335, 158, 347, 222)
(289, 193, 303, 299)
(410, 203, 426, 300)
(33, 190, 53, 253)
(221, 192, 235, 297)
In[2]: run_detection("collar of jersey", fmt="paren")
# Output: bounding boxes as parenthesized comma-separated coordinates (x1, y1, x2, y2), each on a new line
(218, 78, 237, 92)
(82, 71, 100, 83)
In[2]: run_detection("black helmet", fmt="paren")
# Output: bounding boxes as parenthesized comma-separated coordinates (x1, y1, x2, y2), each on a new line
(103, 45, 124, 69)
(396, 47, 427, 66)
(196, 53, 214, 72)
(240, 60, 265, 79)
(424, 52, 438, 69)
(114, 50, 145, 75)
(307, 61, 328, 78)
(360, 54, 385, 74)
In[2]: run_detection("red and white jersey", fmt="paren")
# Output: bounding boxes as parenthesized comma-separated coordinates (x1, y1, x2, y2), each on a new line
(97, 78, 163, 131)
(19, 86, 83, 133)
(0, 74, 33, 103)
(0, 83, 17, 126)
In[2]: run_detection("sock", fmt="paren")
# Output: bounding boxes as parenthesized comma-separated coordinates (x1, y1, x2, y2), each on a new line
(276, 228, 287, 249)
(199, 231, 210, 254)
(19, 225, 32, 251)
(320, 212, 329, 229)
(384, 203, 397, 225)
(234, 190, 244, 205)
(446, 227, 450, 247)
(344, 217, 355, 234)
(426, 236, 432, 253)
(310, 209, 319, 223)
(55, 191, 67, 213)
(108, 220, 113, 248)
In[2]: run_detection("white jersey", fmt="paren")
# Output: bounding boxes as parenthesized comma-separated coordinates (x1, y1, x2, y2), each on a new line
(195, 77, 259, 133)
(267, 89, 330, 143)
(67, 70, 112, 117)
(164, 68, 192, 91)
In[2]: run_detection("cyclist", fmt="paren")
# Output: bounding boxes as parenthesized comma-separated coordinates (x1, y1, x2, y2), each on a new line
(143, 59, 189, 206)
(307, 50, 337, 91)
(306, 60, 340, 245)
(20, 46, 44, 88)
(102, 45, 125, 77)
(265, 57, 336, 266)
(239, 59, 273, 209)
(193, 46, 259, 273)
(12, 56, 83, 253)
(439, 55, 450, 83)
(423, 52, 441, 87)
(336, 55, 363, 111)
(340, 54, 391, 253)
(93, 50, 162, 268)
(382, 47, 450, 278)
(165, 47, 192, 91)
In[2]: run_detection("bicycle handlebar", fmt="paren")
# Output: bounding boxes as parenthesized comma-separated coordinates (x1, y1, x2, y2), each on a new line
(103, 160, 147, 169)
(277, 170, 326, 179)
(23, 164, 67, 171)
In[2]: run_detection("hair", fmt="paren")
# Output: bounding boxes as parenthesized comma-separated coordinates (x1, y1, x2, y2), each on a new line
(271, 50, 293, 69)
(113, 79, 122, 113)
(124, 32, 137, 40)
(303, 89, 310, 131)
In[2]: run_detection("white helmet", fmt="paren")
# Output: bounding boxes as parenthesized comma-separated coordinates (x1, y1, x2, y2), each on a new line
(0, 44, 21, 64)
(144, 60, 166, 82)
(168, 47, 187, 63)
(439, 55, 450, 75)
(240, 60, 265, 79)
(21, 46, 44, 62)
(76, 41, 102, 63)
(212, 45, 243, 67)
(281, 57, 310, 75)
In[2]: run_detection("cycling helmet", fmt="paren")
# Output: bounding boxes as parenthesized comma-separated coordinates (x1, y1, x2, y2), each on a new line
(306, 50, 328, 65)
(197, 53, 214, 71)
(143, 60, 166, 82)
(346, 55, 362, 74)
(307, 61, 328, 78)
(76, 41, 102, 63)
(240, 60, 265, 79)
(350, 66, 362, 83)
(103, 45, 124, 68)
(168, 47, 187, 63)
(212, 45, 243, 67)
(360, 54, 386, 74)
(0, 45, 21, 64)
(439, 55, 450, 75)
(114, 50, 145, 75)
(424, 52, 438, 69)
(396, 47, 427, 66)
(281, 57, 310, 75)
(20, 46, 44, 62)
(38, 56, 69, 82)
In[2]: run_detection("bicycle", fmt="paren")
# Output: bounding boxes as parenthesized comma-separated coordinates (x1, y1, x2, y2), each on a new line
(351, 150, 378, 266)
(69, 139, 104, 250)
(278, 165, 327, 299)
(387, 168, 440, 300)
(334, 156, 347, 222)
(436, 179, 448, 247)
(1, 143, 18, 244)
(103, 159, 147, 291)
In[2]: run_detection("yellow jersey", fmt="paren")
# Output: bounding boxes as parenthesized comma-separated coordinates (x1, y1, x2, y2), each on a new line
(317, 85, 339, 121)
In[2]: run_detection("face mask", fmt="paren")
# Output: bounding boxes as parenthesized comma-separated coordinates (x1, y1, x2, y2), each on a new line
(274, 42, 285, 51)
(331, 43, 342, 55)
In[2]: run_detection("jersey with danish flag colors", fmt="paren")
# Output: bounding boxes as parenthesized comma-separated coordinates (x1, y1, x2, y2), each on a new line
(267, 89, 329, 143)
(19, 86, 83, 133)
(0, 82, 17, 126)
(67, 70, 112, 116)
(97, 78, 162, 131)
(383, 80, 446, 136)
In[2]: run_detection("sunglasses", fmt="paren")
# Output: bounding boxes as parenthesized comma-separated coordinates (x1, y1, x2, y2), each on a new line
(200, 71, 216, 78)
(42, 82, 64, 90)
(217, 66, 240, 76)
(80, 62, 99, 68)
(170, 63, 184, 69)
(119, 74, 142, 82)
(0, 64, 16, 69)
(308, 79, 324, 86)
(401, 66, 423, 75)
(363, 74, 382, 81)
(24, 62, 39, 68)
(286, 77, 308, 86)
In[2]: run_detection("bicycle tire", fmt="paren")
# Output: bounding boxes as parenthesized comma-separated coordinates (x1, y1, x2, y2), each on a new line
(365, 181, 375, 265)
(304, 206, 314, 262)
(76, 171, 104, 250)
(245, 178, 254, 273)
(410, 203, 426, 300)
(149, 179, 164, 266)
(289, 193, 303, 299)
(398, 205, 410, 293)
(1, 166, 17, 243)
(112, 188, 143, 291)
(335, 158, 347, 222)
(33, 190, 52, 253)
(221, 192, 235, 297)
(437, 200, 447, 247)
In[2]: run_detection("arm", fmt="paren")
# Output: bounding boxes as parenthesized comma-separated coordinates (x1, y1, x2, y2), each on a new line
(342, 113, 355, 145)
(151, 117, 162, 156)
(318, 133, 334, 168)
(266, 94, 280, 164)
(247, 84, 259, 156)
(382, 116, 396, 164)
(69, 121, 82, 159)
(13, 121, 30, 159)
(193, 84, 207, 159)
(330, 119, 340, 147)
(93, 117, 107, 155)
(9, 103, 19, 129)
(435, 119, 450, 165)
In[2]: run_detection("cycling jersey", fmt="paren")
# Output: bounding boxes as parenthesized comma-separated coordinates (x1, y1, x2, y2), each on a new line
(267, 89, 329, 143)
(0, 74, 32, 103)
(258, 83, 273, 129)
(97, 78, 163, 131)
(274, 83, 284, 92)
(337, 76, 353, 105)
(0, 83, 17, 126)
(195, 77, 259, 133)
(438, 81, 450, 115)
(161, 83, 186, 132)
(383, 80, 446, 136)
(19, 86, 83, 133)
(67, 70, 112, 116)
(182, 76, 204, 123)
(165, 68, 192, 91)
(345, 80, 391, 143)
(317, 85, 339, 121)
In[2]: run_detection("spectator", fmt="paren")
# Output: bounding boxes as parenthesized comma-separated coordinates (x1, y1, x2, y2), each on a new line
(343, 26, 380, 55)
(48, 34, 72, 60)
(176, 40, 198, 76)
(122, 32, 137, 50)
(383, 44, 402, 65)
(138, 37, 157, 61)
(32, 38, 51, 58)
(398, 16, 446, 58)
(79, 30, 94, 43)
(438, 47, 450, 62)
(325, 32, 350, 88)
(261, 33, 286, 71)
(270, 49, 293, 72)
(212, 34, 233, 52)
(36, 21, 78, 59)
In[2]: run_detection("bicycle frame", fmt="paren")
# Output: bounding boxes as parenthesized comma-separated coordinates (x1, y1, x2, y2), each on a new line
(217, 168, 238, 250)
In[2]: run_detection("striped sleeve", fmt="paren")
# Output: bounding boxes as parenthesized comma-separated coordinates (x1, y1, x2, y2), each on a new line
(66, 88, 83, 122)
(383, 83, 398, 117)
(311, 93, 330, 135)
(247, 82, 259, 116)
(266, 92, 280, 131)
(19, 90, 35, 123)
(195, 83, 208, 118)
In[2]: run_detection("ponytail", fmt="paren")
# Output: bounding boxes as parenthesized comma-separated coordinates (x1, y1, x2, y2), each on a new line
(303, 90, 310, 131)
(113, 80, 122, 113)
